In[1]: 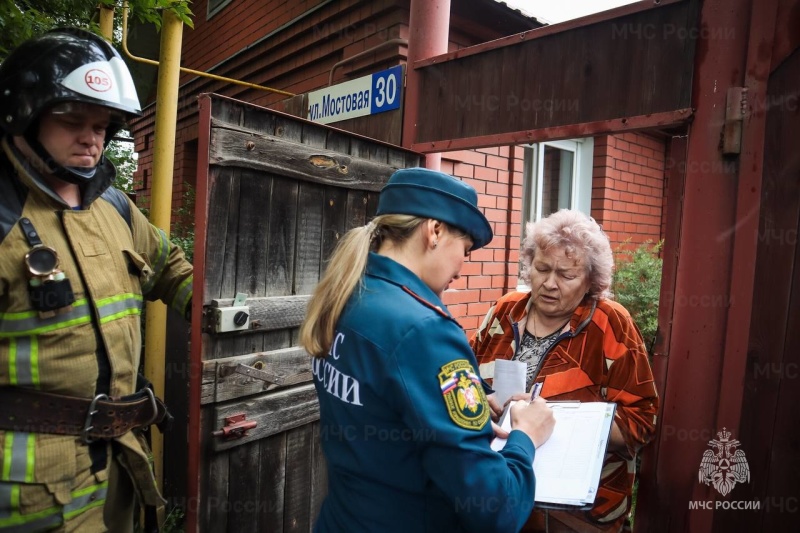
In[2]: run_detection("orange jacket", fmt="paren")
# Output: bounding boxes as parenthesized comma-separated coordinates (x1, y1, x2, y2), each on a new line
(470, 291, 658, 530)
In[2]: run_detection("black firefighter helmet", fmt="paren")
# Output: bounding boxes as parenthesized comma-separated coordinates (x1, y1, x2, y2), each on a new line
(0, 27, 142, 184)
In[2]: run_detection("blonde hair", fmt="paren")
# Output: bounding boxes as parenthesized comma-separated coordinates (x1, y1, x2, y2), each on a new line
(300, 214, 425, 357)
(519, 209, 614, 300)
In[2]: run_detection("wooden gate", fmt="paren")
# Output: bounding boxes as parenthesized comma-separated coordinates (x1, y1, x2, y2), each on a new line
(181, 94, 420, 532)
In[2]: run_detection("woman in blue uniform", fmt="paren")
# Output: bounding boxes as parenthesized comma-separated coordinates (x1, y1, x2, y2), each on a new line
(300, 167, 555, 533)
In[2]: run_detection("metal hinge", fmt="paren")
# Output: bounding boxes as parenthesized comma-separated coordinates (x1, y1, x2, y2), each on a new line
(722, 87, 748, 155)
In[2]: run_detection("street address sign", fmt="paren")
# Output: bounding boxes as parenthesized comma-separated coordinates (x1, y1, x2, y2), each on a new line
(307, 65, 402, 125)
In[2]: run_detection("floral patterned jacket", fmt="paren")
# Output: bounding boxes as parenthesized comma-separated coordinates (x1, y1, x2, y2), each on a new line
(470, 291, 659, 530)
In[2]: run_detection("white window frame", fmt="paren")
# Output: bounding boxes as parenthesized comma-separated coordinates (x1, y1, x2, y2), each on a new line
(522, 138, 593, 224)
(519, 137, 594, 290)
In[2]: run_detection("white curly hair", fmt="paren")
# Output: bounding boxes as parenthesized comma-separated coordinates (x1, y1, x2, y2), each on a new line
(519, 209, 614, 300)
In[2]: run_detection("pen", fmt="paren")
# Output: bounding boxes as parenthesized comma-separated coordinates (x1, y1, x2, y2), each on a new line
(530, 381, 543, 401)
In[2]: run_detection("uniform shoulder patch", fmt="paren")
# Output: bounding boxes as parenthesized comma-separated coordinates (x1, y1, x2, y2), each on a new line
(438, 360, 489, 430)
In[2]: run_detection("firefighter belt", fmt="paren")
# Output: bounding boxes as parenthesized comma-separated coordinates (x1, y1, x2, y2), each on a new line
(0, 386, 173, 443)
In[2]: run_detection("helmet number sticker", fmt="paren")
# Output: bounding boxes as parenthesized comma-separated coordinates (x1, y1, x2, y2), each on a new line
(84, 69, 112, 92)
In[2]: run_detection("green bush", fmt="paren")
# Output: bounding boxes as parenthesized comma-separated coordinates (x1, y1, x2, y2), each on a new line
(169, 187, 196, 264)
(612, 241, 663, 354)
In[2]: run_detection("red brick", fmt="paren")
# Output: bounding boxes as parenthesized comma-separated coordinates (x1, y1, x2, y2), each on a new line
(493, 222, 509, 236)
(468, 276, 492, 289)
(469, 248, 494, 262)
(453, 162, 474, 178)
(467, 302, 491, 316)
(459, 316, 479, 333)
(445, 303, 467, 317)
(491, 275, 508, 288)
(449, 277, 467, 290)
(462, 178, 486, 194)
(484, 208, 506, 223)
(486, 155, 508, 170)
(449, 149, 486, 166)
(481, 288, 504, 302)
(482, 262, 506, 275)
(486, 182, 507, 196)
(475, 166, 500, 181)
(441, 289, 480, 305)
(477, 194, 496, 209)
(460, 261, 482, 276)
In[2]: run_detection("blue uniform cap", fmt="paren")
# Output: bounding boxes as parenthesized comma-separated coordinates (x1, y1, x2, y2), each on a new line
(376, 167, 493, 250)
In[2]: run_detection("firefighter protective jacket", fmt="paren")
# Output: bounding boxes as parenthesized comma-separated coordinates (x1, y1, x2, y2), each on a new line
(0, 137, 192, 530)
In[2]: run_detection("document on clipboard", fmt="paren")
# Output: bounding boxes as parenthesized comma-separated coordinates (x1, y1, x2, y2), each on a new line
(491, 401, 616, 509)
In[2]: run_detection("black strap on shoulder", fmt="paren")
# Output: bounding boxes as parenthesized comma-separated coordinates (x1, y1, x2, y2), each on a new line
(18, 217, 43, 247)
(100, 187, 132, 230)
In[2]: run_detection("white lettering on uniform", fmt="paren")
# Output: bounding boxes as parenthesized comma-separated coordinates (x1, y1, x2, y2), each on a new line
(313, 332, 363, 406)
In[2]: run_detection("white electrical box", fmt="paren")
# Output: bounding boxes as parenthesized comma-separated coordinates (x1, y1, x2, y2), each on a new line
(214, 306, 250, 333)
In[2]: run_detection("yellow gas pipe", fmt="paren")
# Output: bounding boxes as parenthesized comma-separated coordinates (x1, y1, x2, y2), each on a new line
(143, 4, 184, 496)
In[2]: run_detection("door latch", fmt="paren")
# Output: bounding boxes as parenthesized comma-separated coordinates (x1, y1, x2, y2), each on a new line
(211, 413, 257, 440)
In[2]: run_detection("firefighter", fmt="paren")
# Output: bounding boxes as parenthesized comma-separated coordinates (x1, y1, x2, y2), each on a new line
(0, 28, 192, 531)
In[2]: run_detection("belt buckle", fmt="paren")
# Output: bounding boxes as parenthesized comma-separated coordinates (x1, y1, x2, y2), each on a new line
(141, 387, 158, 427)
(81, 393, 109, 444)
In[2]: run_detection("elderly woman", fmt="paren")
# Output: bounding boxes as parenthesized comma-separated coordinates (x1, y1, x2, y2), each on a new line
(471, 209, 658, 533)
(301, 168, 555, 533)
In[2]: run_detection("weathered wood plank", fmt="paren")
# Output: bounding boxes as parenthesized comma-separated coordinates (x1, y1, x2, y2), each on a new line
(235, 169, 272, 297)
(325, 130, 350, 154)
(301, 122, 328, 148)
(203, 168, 237, 301)
(367, 142, 389, 165)
(274, 114, 303, 143)
(201, 346, 311, 404)
(282, 425, 313, 533)
(212, 384, 319, 452)
(267, 176, 298, 297)
(321, 187, 348, 265)
(227, 440, 262, 533)
(345, 189, 368, 231)
(259, 432, 287, 532)
(349, 137, 370, 159)
(242, 105, 276, 135)
(202, 441, 229, 532)
(365, 191, 379, 222)
(211, 97, 244, 127)
(219, 169, 241, 300)
(209, 125, 396, 191)
(309, 421, 328, 529)
(294, 183, 325, 295)
(209, 295, 309, 333)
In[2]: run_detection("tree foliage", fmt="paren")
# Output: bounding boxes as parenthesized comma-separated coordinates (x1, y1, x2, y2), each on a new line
(612, 241, 663, 355)
(105, 130, 138, 194)
(0, 0, 193, 61)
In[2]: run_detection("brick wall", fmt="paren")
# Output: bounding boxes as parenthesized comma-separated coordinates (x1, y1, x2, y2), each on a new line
(436, 133, 668, 336)
(591, 132, 667, 252)
(439, 146, 523, 335)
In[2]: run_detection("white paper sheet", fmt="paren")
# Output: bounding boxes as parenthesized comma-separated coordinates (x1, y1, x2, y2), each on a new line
(490, 359, 527, 406)
(491, 401, 616, 507)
